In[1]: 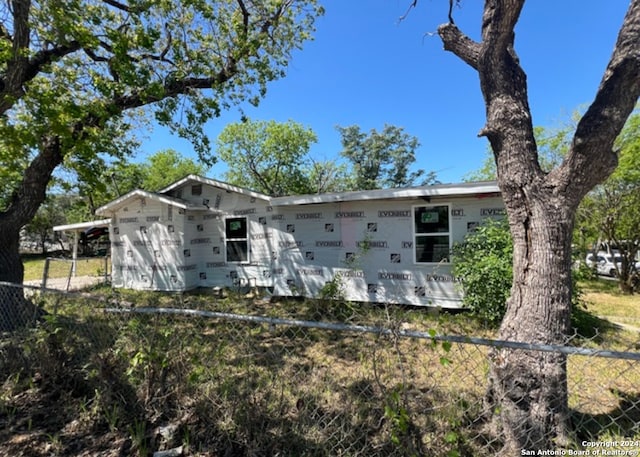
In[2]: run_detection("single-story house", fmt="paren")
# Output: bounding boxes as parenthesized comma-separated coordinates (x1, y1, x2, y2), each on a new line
(95, 175, 504, 308)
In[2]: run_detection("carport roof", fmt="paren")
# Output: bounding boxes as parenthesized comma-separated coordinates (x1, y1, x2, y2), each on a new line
(53, 218, 112, 232)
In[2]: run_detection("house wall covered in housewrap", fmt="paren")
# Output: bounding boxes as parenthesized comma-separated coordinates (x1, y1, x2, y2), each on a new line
(266, 195, 504, 307)
(104, 177, 504, 308)
(110, 196, 187, 290)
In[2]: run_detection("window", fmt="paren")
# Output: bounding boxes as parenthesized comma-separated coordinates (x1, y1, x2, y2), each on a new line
(191, 184, 202, 196)
(225, 217, 248, 262)
(413, 205, 450, 263)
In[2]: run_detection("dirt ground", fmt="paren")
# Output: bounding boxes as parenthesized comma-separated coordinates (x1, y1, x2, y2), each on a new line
(23, 276, 107, 292)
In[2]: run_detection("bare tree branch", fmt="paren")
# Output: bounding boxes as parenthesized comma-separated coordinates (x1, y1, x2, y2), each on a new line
(100, 0, 134, 13)
(437, 23, 481, 69)
(398, 0, 417, 23)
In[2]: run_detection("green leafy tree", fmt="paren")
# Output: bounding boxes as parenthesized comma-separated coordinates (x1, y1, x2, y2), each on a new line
(97, 148, 207, 201)
(0, 0, 322, 328)
(72, 148, 208, 220)
(217, 118, 347, 196)
(23, 194, 77, 254)
(306, 158, 351, 194)
(453, 218, 586, 326)
(141, 149, 208, 192)
(337, 124, 435, 190)
(578, 112, 640, 293)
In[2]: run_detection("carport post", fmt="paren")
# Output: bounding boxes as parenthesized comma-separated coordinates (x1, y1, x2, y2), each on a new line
(71, 230, 79, 277)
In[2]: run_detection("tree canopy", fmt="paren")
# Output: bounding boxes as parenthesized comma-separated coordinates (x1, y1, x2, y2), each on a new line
(336, 124, 434, 190)
(82, 148, 209, 213)
(0, 0, 323, 288)
(216, 118, 324, 196)
(216, 120, 436, 196)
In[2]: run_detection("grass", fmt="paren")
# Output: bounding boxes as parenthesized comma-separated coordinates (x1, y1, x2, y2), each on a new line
(1, 299, 498, 456)
(581, 278, 640, 327)
(22, 255, 109, 282)
(1, 273, 638, 456)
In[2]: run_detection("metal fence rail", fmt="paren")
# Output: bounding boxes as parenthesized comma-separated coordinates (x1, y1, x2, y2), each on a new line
(105, 305, 640, 361)
(1, 282, 639, 457)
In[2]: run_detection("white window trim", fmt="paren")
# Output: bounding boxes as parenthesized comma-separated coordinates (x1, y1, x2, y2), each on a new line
(224, 216, 250, 264)
(412, 203, 452, 264)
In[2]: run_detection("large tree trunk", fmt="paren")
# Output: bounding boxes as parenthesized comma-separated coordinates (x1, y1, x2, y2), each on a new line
(0, 136, 64, 330)
(486, 189, 576, 452)
(0, 223, 38, 331)
(0, 226, 25, 285)
(437, 0, 640, 453)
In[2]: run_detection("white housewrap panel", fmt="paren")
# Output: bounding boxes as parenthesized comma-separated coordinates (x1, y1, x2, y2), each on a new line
(97, 176, 503, 308)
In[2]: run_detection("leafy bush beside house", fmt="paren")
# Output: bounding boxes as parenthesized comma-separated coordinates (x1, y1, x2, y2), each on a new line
(452, 218, 513, 325)
(453, 218, 588, 327)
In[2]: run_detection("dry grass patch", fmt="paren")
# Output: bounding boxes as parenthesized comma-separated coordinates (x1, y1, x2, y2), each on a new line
(22, 256, 108, 282)
(1, 284, 639, 456)
(583, 291, 640, 325)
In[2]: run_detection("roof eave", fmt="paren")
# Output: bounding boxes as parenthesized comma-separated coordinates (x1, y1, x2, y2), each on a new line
(271, 181, 500, 206)
(95, 189, 199, 215)
(158, 174, 272, 202)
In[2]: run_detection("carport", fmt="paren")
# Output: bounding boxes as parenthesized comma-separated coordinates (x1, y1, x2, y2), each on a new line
(53, 219, 111, 276)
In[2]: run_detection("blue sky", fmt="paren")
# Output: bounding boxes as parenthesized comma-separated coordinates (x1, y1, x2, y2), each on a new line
(137, 0, 631, 184)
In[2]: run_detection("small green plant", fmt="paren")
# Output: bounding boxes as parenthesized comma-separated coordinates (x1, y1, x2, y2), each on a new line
(103, 403, 120, 432)
(129, 418, 148, 457)
(45, 433, 62, 453)
(344, 230, 373, 269)
(382, 385, 423, 456)
(427, 329, 453, 366)
(320, 273, 345, 303)
(444, 431, 461, 457)
(384, 387, 410, 446)
(318, 274, 357, 321)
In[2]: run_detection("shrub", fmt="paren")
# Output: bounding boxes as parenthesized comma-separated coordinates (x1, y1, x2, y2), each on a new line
(453, 218, 586, 327)
(452, 218, 513, 325)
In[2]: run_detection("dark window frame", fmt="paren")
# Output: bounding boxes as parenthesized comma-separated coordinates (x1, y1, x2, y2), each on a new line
(225, 217, 249, 263)
(412, 204, 451, 264)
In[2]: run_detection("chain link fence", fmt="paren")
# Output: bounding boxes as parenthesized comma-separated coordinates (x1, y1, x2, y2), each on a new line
(24, 256, 111, 292)
(1, 281, 639, 456)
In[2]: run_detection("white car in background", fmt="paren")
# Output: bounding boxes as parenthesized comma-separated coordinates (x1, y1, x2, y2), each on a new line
(585, 251, 640, 277)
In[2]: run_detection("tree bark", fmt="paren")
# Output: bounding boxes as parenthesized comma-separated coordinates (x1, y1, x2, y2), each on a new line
(0, 136, 64, 330)
(438, 0, 640, 453)
(485, 189, 576, 452)
(0, 225, 40, 331)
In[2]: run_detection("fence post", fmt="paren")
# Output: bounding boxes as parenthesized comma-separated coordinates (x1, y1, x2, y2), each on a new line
(41, 257, 51, 291)
(65, 261, 73, 292)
